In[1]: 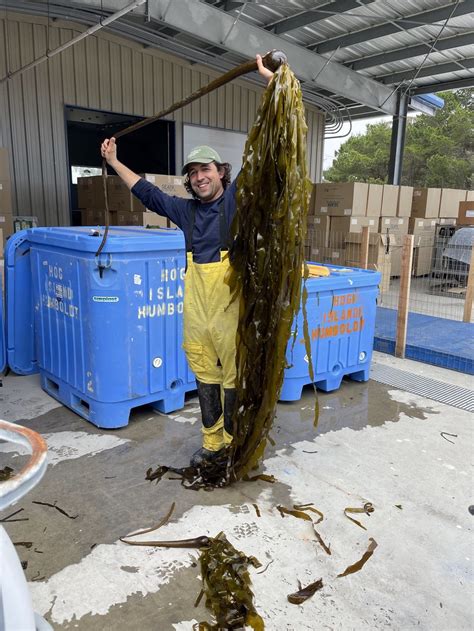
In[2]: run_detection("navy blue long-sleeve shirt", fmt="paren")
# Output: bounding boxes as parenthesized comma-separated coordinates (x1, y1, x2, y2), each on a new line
(131, 178, 238, 264)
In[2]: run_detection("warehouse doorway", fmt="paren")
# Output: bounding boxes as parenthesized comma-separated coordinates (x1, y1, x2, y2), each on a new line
(65, 105, 175, 225)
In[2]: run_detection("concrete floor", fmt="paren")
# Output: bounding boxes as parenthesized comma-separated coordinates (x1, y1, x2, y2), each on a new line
(0, 352, 472, 630)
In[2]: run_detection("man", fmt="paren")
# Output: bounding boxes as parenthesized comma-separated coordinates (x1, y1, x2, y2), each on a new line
(101, 54, 273, 467)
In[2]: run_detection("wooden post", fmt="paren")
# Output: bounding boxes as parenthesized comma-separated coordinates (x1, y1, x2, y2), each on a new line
(395, 234, 414, 358)
(360, 226, 370, 270)
(463, 242, 474, 323)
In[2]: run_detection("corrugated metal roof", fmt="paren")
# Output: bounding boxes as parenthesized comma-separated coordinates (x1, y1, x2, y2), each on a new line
(6, 0, 474, 123)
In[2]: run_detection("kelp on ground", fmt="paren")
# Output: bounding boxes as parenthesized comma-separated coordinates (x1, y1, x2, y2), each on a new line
(196, 532, 263, 630)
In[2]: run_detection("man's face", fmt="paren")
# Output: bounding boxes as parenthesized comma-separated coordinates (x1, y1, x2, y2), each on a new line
(188, 162, 224, 203)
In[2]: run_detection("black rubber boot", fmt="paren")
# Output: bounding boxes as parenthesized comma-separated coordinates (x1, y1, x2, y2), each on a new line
(196, 379, 222, 428)
(191, 380, 224, 468)
(190, 447, 225, 468)
(223, 387, 237, 438)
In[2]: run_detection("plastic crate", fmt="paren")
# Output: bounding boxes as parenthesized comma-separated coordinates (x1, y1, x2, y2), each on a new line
(7, 226, 196, 428)
(280, 262, 381, 400)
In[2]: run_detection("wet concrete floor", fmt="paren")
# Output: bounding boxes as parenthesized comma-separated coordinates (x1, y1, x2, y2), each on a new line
(0, 353, 472, 630)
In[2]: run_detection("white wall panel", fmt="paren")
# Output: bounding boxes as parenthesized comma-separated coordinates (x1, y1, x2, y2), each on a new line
(0, 12, 325, 226)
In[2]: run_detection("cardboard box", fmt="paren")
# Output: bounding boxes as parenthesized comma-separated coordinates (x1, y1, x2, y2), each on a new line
(107, 174, 190, 213)
(115, 210, 176, 228)
(325, 248, 345, 264)
(408, 217, 437, 235)
(306, 215, 330, 248)
(345, 232, 402, 269)
(439, 188, 467, 218)
(437, 217, 457, 225)
(77, 176, 106, 210)
(345, 251, 391, 292)
(397, 185, 413, 217)
(309, 246, 327, 263)
(378, 217, 408, 234)
(0, 211, 14, 242)
(81, 209, 117, 225)
(0, 148, 11, 180)
(313, 182, 368, 217)
(308, 183, 318, 215)
(381, 185, 398, 217)
(411, 188, 441, 218)
(329, 216, 377, 248)
(366, 184, 383, 217)
(0, 179, 13, 215)
(457, 201, 474, 226)
(413, 239, 434, 276)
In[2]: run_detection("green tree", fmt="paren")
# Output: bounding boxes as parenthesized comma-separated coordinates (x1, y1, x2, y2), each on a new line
(324, 89, 473, 188)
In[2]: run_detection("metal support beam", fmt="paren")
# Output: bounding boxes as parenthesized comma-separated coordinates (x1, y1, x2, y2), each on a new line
(379, 57, 474, 85)
(311, 0, 474, 54)
(388, 91, 408, 185)
(413, 77, 474, 93)
(267, 0, 375, 35)
(7, 0, 400, 114)
(348, 32, 474, 71)
(138, 0, 399, 115)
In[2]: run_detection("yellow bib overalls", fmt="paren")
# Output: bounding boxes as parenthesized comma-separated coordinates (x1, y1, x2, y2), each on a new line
(182, 199, 239, 452)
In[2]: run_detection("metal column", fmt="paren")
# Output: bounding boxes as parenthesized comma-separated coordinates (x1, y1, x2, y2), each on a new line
(388, 91, 408, 185)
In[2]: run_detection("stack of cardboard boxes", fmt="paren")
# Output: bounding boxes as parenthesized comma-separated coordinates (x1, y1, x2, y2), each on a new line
(408, 187, 472, 275)
(77, 174, 191, 228)
(306, 182, 411, 290)
(0, 148, 14, 257)
(306, 182, 473, 283)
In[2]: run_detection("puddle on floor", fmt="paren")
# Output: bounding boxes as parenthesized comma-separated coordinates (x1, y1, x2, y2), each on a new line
(273, 379, 440, 449)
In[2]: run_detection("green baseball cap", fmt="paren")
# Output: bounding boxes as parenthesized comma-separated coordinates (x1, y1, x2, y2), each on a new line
(182, 145, 222, 174)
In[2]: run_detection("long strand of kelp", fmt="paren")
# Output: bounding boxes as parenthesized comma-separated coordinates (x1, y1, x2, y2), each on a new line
(227, 62, 315, 481)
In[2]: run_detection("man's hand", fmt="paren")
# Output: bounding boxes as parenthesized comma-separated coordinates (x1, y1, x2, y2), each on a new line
(101, 137, 118, 166)
(256, 54, 274, 85)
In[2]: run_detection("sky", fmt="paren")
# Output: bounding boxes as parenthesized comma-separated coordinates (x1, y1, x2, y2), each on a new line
(323, 115, 390, 172)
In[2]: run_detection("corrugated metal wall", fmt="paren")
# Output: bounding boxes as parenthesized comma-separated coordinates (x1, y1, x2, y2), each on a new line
(0, 12, 325, 226)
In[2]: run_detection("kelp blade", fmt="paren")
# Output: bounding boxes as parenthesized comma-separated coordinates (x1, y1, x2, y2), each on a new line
(228, 62, 314, 480)
(287, 578, 323, 604)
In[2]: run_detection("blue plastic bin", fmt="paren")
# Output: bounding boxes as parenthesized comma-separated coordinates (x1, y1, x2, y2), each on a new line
(280, 263, 381, 400)
(7, 227, 196, 428)
(0, 276, 5, 374)
(5, 231, 36, 375)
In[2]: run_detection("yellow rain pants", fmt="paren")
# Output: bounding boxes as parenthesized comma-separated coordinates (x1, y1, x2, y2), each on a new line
(183, 251, 239, 451)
